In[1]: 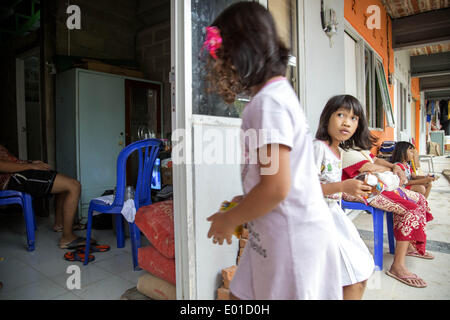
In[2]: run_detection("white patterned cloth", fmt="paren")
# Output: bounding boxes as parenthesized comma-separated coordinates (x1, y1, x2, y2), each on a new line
(93, 195, 136, 223)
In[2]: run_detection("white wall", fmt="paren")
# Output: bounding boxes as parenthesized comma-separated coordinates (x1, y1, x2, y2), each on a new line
(394, 49, 412, 142)
(302, 0, 346, 135)
(420, 92, 427, 155)
(192, 115, 242, 299)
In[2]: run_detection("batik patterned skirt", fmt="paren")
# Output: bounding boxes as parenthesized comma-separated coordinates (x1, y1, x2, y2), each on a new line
(343, 187, 433, 255)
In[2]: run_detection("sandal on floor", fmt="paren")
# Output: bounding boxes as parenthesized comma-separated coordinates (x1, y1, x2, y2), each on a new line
(407, 250, 434, 260)
(64, 251, 95, 263)
(73, 223, 87, 231)
(76, 244, 110, 253)
(59, 236, 97, 249)
(386, 270, 427, 288)
(53, 223, 87, 233)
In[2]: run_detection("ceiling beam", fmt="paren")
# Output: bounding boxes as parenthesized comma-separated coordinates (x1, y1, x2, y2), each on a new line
(392, 8, 450, 50)
(425, 89, 450, 100)
(411, 52, 450, 75)
(420, 75, 450, 91)
(412, 70, 450, 78)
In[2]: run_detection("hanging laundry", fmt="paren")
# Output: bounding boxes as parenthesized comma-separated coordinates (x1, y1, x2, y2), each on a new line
(448, 101, 450, 121)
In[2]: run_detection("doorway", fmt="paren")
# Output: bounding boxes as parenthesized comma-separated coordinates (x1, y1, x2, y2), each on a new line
(16, 47, 44, 162)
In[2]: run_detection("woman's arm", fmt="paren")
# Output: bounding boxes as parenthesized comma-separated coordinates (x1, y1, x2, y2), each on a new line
(373, 157, 395, 169)
(0, 160, 50, 173)
(358, 161, 391, 173)
(207, 144, 291, 244)
(373, 157, 407, 184)
(0, 160, 32, 173)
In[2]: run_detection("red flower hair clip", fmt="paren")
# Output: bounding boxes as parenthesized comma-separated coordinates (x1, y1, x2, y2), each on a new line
(202, 26, 222, 59)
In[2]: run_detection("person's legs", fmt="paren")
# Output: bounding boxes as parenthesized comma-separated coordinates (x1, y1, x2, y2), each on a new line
(49, 173, 82, 246)
(410, 185, 426, 197)
(53, 193, 65, 231)
(343, 281, 367, 300)
(424, 182, 432, 199)
(388, 240, 427, 287)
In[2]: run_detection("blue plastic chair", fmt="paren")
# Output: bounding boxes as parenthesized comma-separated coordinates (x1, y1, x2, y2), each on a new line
(0, 190, 37, 251)
(83, 139, 162, 270)
(341, 200, 395, 271)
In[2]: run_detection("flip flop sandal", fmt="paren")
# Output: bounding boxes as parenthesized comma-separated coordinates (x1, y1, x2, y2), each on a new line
(73, 223, 87, 231)
(386, 270, 427, 288)
(76, 244, 110, 253)
(406, 250, 434, 260)
(59, 236, 97, 249)
(64, 251, 95, 263)
(53, 224, 87, 232)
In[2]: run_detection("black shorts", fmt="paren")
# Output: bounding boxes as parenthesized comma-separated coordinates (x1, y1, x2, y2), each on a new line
(6, 170, 58, 198)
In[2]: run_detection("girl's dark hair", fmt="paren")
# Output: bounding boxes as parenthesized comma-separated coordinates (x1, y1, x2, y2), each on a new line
(390, 141, 415, 163)
(205, 2, 289, 103)
(315, 95, 378, 150)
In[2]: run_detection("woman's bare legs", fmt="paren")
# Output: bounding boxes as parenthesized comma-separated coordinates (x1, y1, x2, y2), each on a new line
(424, 182, 432, 199)
(410, 185, 426, 197)
(53, 193, 65, 231)
(389, 240, 427, 287)
(50, 173, 82, 246)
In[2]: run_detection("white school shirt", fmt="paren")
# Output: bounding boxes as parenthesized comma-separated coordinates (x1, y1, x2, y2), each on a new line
(313, 140, 375, 286)
(229, 79, 343, 300)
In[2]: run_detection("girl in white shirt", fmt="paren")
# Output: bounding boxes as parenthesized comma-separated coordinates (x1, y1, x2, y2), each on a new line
(204, 2, 342, 300)
(313, 95, 375, 299)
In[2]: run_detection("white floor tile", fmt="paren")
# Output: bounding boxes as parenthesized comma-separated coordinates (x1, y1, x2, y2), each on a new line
(51, 291, 83, 300)
(0, 264, 47, 294)
(31, 257, 85, 278)
(0, 277, 67, 300)
(116, 268, 146, 284)
(51, 264, 115, 290)
(94, 252, 136, 275)
(71, 275, 135, 300)
(0, 211, 143, 300)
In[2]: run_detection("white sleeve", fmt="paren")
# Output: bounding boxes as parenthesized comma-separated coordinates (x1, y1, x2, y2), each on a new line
(246, 95, 294, 151)
(312, 140, 325, 177)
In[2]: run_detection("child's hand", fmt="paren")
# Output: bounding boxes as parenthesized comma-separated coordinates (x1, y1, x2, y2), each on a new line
(342, 179, 372, 200)
(207, 212, 236, 245)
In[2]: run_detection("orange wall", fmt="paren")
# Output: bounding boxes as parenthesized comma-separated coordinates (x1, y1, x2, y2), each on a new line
(411, 77, 421, 150)
(344, 0, 394, 154)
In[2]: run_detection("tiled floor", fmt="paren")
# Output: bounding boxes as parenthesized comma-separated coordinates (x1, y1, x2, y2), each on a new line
(0, 212, 146, 300)
(2, 156, 449, 300)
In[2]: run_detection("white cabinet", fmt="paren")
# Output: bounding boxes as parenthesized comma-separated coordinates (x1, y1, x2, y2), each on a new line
(56, 68, 162, 221)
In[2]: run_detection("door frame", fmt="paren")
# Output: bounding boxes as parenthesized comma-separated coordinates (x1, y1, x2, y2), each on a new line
(171, 0, 196, 300)
(170, 0, 303, 300)
(16, 58, 27, 160)
(16, 46, 42, 160)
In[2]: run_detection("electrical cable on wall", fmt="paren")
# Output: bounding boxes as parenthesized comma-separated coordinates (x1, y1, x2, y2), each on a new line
(386, 12, 391, 85)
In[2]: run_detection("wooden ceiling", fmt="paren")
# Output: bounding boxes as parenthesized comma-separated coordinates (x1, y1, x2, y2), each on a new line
(382, 0, 450, 55)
